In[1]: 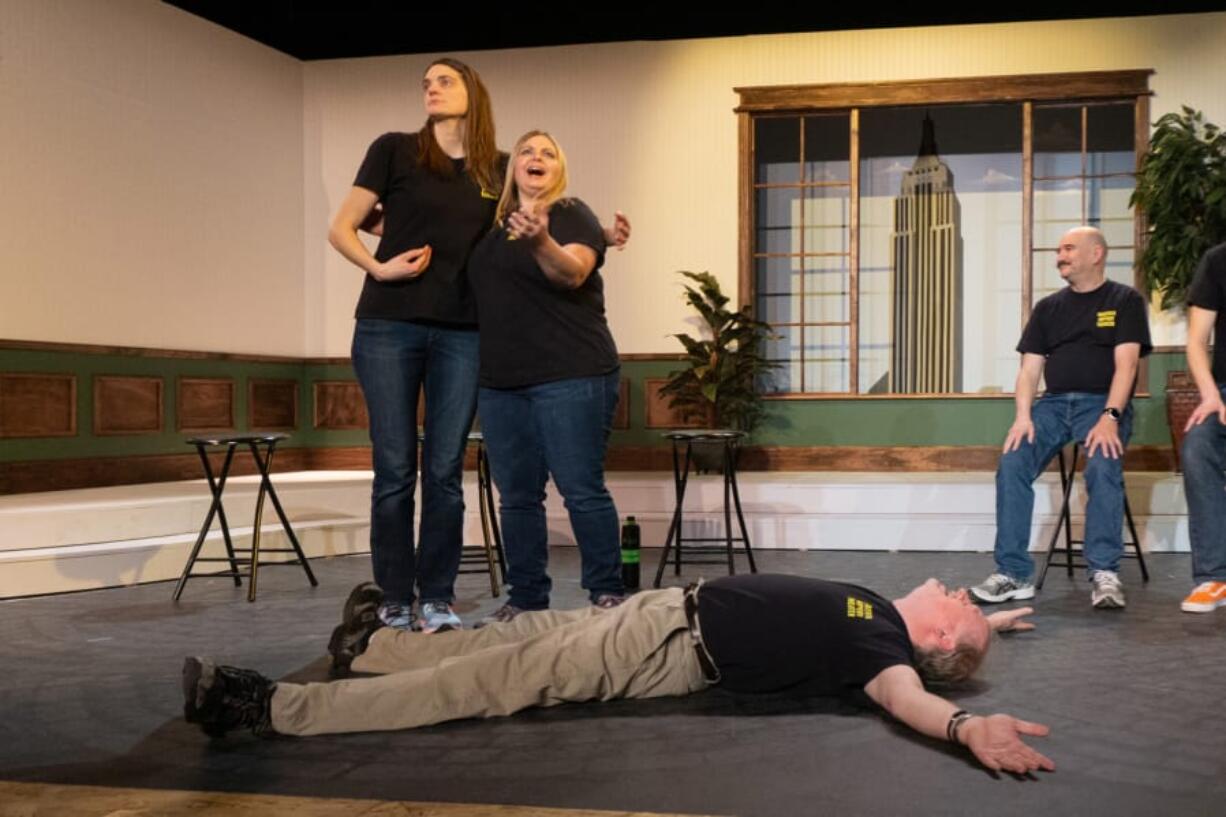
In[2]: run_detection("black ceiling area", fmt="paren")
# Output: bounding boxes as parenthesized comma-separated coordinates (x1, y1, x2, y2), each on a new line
(162, 2, 1226, 61)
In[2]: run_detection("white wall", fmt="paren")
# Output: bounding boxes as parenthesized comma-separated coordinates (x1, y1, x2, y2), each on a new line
(305, 12, 1226, 356)
(0, 0, 304, 355)
(3, 7, 1223, 358)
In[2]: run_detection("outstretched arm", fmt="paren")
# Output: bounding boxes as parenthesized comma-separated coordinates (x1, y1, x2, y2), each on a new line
(863, 665, 1055, 773)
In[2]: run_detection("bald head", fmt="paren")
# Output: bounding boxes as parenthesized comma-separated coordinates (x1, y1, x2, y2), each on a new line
(1057, 226, 1109, 290)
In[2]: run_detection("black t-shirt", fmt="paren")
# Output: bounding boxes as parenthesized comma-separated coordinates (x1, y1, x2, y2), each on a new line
(697, 574, 915, 696)
(1017, 279, 1152, 393)
(468, 198, 618, 389)
(1186, 242, 1226, 385)
(351, 132, 502, 327)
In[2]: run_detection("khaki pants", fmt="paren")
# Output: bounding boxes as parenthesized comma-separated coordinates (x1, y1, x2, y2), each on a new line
(271, 587, 708, 736)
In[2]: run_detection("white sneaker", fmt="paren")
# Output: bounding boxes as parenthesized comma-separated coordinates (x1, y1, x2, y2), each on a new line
(970, 573, 1036, 603)
(418, 601, 463, 633)
(1091, 570, 1126, 609)
(377, 602, 417, 630)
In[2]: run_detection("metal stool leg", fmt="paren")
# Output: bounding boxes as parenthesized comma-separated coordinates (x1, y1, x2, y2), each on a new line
(1124, 494, 1149, 582)
(246, 442, 271, 603)
(653, 439, 690, 588)
(1037, 447, 1076, 591)
(478, 444, 507, 582)
(173, 444, 238, 601)
(475, 442, 501, 596)
(673, 441, 693, 577)
(209, 444, 243, 587)
(722, 441, 736, 575)
(251, 440, 317, 590)
(727, 441, 756, 573)
(1062, 446, 1079, 578)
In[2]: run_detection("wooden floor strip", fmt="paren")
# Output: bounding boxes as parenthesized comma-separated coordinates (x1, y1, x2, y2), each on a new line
(0, 781, 724, 817)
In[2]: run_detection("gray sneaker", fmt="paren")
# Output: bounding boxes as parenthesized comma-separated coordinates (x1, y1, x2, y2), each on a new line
(476, 603, 524, 628)
(970, 573, 1036, 604)
(419, 601, 463, 633)
(1091, 570, 1126, 609)
(378, 602, 417, 630)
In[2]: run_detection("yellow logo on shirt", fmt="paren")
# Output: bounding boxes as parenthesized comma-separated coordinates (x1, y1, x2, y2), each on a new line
(1096, 310, 1116, 328)
(847, 596, 874, 620)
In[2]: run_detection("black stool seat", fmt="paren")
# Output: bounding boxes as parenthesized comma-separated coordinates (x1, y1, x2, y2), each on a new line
(1036, 442, 1149, 589)
(652, 429, 757, 587)
(173, 433, 317, 602)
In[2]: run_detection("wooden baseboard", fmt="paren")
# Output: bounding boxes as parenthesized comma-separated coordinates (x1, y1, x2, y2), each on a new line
(0, 443, 1176, 495)
(605, 444, 1176, 473)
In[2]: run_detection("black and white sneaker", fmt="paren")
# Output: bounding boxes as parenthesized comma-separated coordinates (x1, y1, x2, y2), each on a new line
(970, 573, 1036, 604)
(1091, 570, 1126, 609)
(182, 656, 274, 738)
(327, 581, 386, 676)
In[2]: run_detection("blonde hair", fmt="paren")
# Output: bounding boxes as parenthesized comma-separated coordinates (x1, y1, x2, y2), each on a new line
(494, 130, 569, 225)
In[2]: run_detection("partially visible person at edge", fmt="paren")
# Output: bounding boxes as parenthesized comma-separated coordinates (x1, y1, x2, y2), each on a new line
(466, 130, 625, 623)
(327, 60, 629, 634)
(1178, 242, 1226, 614)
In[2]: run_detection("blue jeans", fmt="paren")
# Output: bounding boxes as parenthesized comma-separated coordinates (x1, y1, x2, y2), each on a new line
(351, 319, 479, 606)
(994, 392, 1133, 581)
(479, 371, 624, 609)
(1182, 385, 1226, 583)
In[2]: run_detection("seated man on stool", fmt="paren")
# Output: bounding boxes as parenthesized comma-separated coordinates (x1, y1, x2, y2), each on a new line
(184, 574, 1052, 775)
(1179, 241, 1226, 613)
(971, 226, 1152, 609)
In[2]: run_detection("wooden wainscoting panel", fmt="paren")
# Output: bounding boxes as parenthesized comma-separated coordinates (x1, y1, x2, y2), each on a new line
(643, 378, 706, 429)
(605, 444, 1174, 473)
(177, 377, 234, 432)
(93, 375, 163, 435)
(0, 443, 1177, 494)
(0, 373, 76, 438)
(250, 378, 299, 431)
(313, 381, 368, 430)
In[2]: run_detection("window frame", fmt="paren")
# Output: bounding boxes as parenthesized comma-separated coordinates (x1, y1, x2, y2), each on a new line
(735, 70, 1153, 399)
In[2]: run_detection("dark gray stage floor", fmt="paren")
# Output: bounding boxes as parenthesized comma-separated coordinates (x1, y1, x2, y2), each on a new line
(1, 548, 1223, 816)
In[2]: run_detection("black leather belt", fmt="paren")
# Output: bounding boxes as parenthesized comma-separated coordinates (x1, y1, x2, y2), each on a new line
(683, 584, 721, 683)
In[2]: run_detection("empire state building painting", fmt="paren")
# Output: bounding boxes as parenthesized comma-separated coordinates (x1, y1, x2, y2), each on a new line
(889, 115, 963, 393)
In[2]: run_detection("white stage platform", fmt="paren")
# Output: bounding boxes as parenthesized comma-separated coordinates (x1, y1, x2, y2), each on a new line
(0, 470, 1189, 597)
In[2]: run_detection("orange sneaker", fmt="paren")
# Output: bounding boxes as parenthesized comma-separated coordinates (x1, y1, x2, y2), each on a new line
(1180, 581, 1226, 613)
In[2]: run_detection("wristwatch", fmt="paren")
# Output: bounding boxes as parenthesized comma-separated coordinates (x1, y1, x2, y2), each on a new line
(1102, 407, 1122, 421)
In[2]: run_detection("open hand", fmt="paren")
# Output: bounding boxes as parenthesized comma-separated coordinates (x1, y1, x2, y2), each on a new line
(961, 714, 1055, 774)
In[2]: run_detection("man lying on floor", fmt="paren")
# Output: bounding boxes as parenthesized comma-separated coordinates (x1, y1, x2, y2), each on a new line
(183, 573, 1053, 774)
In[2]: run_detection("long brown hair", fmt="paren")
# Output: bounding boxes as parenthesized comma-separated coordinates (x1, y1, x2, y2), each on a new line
(416, 58, 501, 195)
(494, 130, 570, 225)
